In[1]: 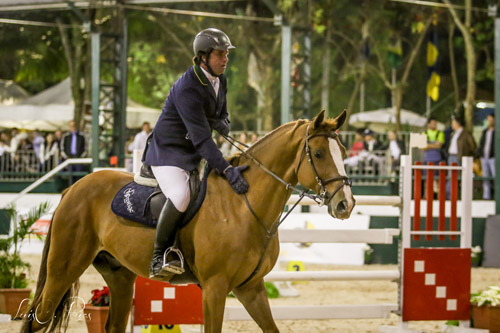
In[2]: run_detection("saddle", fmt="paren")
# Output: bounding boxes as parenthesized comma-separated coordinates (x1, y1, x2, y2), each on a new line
(111, 163, 209, 229)
(111, 163, 210, 285)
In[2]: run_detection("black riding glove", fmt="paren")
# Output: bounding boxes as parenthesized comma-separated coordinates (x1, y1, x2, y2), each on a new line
(224, 165, 249, 194)
(212, 118, 230, 136)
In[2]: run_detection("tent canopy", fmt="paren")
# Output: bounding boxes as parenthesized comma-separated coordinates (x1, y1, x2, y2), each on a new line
(349, 107, 445, 133)
(0, 79, 29, 106)
(0, 78, 161, 131)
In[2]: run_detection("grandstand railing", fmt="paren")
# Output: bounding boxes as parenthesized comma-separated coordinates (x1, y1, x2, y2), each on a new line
(0, 149, 59, 182)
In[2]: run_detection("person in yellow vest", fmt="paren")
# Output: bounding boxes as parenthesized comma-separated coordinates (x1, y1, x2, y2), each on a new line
(422, 117, 445, 166)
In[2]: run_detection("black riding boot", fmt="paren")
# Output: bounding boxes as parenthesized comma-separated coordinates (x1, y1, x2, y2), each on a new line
(149, 199, 185, 279)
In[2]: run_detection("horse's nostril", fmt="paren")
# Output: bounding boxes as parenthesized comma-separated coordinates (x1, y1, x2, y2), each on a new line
(336, 200, 348, 214)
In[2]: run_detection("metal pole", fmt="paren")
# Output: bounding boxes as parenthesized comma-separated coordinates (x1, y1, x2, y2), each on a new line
(91, 32, 101, 170)
(360, 81, 365, 112)
(304, 31, 311, 119)
(495, 18, 500, 214)
(426, 95, 431, 118)
(281, 24, 291, 124)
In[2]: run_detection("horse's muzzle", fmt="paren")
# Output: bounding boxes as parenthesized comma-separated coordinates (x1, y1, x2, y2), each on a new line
(328, 187, 355, 220)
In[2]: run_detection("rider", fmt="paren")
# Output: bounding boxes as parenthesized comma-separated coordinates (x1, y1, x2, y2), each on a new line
(144, 28, 249, 279)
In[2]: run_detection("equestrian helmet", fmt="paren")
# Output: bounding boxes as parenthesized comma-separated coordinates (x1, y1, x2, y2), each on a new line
(193, 28, 235, 55)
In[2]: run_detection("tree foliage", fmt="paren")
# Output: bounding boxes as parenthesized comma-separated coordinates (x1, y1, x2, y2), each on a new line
(0, 1, 495, 132)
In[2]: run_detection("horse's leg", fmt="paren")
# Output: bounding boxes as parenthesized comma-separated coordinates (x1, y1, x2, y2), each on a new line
(232, 279, 279, 333)
(92, 252, 137, 333)
(202, 277, 230, 333)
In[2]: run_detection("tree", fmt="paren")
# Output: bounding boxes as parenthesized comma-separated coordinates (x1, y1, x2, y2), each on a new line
(443, 0, 476, 131)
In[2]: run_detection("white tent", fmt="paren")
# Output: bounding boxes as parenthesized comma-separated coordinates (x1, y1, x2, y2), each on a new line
(0, 79, 29, 105)
(349, 107, 444, 132)
(0, 78, 161, 131)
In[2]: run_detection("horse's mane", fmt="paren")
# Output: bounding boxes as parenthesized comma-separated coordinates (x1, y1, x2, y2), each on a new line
(246, 119, 308, 154)
(225, 119, 308, 166)
(225, 115, 341, 166)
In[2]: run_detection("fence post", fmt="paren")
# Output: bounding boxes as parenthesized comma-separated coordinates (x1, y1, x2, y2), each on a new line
(461, 157, 473, 248)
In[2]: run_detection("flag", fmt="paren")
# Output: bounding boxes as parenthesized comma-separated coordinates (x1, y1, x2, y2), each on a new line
(387, 38, 403, 68)
(427, 19, 440, 101)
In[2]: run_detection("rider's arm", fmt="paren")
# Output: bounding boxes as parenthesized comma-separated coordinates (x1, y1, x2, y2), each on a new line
(176, 86, 230, 174)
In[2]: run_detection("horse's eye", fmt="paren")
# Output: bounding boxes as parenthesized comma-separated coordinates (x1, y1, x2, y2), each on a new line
(314, 150, 323, 159)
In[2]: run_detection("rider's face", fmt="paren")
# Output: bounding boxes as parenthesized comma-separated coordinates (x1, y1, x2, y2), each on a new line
(205, 50, 228, 76)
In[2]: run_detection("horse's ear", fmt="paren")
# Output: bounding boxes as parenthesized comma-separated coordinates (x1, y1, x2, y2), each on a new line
(312, 110, 326, 129)
(334, 109, 348, 129)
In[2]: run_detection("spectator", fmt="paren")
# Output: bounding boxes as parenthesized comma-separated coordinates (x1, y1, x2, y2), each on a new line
(217, 134, 231, 157)
(477, 113, 495, 200)
(363, 129, 383, 152)
(422, 117, 444, 166)
(61, 121, 87, 160)
(31, 130, 45, 162)
(128, 121, 151, 153)
(0, 131, 13, 171)
(61, 120, 87, 183)
(250, 132, 259, 145)
(448, 116, 476, 163)
(349, 128, 366, 157)
(230, 132, 247, 155)
(446, 116, 476, 198)
(40, 132, 59, 170)
(383, 130, 405, 170)
(8, 127, 23, 158)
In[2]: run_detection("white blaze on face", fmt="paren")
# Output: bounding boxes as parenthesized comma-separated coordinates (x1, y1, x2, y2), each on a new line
(328, 138, 354, 208)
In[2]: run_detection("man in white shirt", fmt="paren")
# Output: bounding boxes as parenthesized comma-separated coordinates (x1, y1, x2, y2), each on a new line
(128, 122, 151, 153)
(478, 113, 495, 200)
(447, 116, 476, 198)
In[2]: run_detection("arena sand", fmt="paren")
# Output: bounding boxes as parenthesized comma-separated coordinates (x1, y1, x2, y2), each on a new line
(1, 255, 498, 332)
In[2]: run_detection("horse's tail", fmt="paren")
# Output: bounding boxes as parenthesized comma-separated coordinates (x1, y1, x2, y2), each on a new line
(22, 188, 80, 333)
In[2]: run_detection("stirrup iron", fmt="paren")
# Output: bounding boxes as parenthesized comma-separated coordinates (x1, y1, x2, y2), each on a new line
(160, 247, 185, 275)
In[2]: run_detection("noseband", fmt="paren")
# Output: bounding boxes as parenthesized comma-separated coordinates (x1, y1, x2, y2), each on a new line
(295, 125, 352, 206)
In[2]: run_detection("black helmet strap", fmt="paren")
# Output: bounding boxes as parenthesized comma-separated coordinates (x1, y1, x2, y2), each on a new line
(201, 49, 220, 78)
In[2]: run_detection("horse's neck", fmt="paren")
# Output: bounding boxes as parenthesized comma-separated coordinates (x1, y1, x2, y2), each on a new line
(242, 121, 307, 228)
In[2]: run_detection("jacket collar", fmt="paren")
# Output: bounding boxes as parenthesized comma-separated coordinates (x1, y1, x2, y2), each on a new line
(194, 65, 210, 86)
(194, 65, 219, 101)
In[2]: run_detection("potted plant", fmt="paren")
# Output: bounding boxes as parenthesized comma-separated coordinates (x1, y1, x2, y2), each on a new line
(0, 202, 50, 319)
(83, 286, 110, 333)
(471, 286, 500, 332)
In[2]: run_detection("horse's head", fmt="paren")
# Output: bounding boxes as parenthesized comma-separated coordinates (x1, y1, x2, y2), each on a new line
(295, 109, 355, 220)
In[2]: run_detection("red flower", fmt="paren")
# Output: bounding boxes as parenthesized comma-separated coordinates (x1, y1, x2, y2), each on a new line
(90, 286, 110, 306)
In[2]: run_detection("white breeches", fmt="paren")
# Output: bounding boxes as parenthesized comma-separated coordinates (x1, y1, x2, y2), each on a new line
(151, 166, 191, 212)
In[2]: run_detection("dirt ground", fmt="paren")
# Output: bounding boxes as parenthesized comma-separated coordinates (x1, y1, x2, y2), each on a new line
(1, 255, 499, 333)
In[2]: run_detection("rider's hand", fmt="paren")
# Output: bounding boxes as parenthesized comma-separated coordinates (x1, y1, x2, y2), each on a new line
(213, 119, 230, 136)
(223, 165, 249, 194)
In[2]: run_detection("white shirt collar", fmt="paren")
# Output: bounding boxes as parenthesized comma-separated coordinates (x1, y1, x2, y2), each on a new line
(200, 66, 219, 97)
(200, 66, 218, 83)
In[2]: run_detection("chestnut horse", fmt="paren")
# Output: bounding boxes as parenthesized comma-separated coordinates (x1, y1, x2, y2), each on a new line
(22, 110, 354, 333)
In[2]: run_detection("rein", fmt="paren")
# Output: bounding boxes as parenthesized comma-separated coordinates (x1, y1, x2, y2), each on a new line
(222, 126, 352, 288)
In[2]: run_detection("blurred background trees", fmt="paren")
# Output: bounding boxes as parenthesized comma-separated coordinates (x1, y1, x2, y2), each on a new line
(0, 0, 495, 132)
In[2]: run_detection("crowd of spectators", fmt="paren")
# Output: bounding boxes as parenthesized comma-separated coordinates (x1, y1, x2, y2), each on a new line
(0, 120, 87, 176)
(1, 111, 496, 200)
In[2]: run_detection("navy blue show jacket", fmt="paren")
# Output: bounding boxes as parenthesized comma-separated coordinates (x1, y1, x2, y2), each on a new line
(144, 65, 231, 173)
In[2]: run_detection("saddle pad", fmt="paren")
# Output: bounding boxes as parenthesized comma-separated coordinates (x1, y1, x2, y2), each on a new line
(111, 167, 211, 229)
(111, 182, 156, 227)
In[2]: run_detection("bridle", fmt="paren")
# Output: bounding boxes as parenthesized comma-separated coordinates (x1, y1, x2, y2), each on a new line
(295, 125, 352, 206)
(222, 124, 352, 213)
